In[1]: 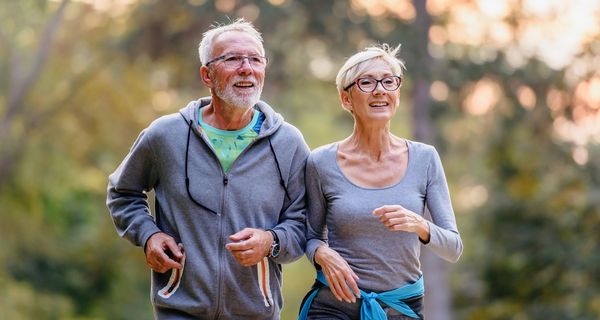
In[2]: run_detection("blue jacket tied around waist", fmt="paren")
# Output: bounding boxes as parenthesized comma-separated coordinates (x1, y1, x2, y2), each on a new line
(298, 271, 424, 320)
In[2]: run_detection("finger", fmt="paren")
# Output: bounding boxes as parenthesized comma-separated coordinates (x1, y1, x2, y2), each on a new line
(231, 249, 261, 266)
(323, 271, 341, 300)
(391, 225, 404, 231)
(348, 270, 360, 297)
(383, 217, 403, 227)
(392, 223, 418, 232)
(165, 240, 184, 260)
(372, 204, 403, 216)
(231, 253, 246, 266)
(153, 251, 182, 270)
(150, 264, 168, 273)
(378, 212, 391, 223)
(332, 270, 354, 303)
(242, 258, 260, 267)
(379, 210, 404, 219)
(340, 279, 356, 302)
(230, 249, 246, 262)
(161, 252, 183, 269)
(225, 240, 252, 251)
(340, 269, 358, 302)
(230, 250, 244, 262)
(236, 249, 255, 259)
(229, 228, 254, 242)
(326, 273, 345, 302)
(382, 211, 411, 223)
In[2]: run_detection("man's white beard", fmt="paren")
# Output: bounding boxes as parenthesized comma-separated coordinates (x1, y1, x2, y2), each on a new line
(214, 77, 262, 110)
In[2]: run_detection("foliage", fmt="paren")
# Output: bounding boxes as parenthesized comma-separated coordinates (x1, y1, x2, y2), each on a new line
(1, 0, 598, 319)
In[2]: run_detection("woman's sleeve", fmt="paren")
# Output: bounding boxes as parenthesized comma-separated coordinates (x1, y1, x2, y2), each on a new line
(304, 155, 329, 266)
(423, 147, 463, 262)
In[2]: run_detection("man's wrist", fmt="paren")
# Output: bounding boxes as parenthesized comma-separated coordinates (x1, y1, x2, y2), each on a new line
(266, 229, 280, 258)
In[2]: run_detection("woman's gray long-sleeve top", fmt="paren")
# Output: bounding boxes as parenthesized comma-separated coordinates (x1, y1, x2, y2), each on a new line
(305, 141, 462, 292)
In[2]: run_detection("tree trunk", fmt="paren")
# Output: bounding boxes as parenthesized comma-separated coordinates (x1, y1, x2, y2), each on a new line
(411, 1, 453, 319)
(0, 0, 70, 192)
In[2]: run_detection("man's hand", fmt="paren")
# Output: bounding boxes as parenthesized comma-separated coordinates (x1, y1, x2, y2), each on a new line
(145, 232, 184, 273)
(225, 228, 273, 267)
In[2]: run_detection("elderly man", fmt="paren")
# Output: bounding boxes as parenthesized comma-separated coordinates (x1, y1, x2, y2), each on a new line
(107, 19, 309, 319)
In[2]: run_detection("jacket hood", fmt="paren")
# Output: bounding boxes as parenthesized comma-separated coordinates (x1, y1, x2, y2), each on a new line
(179, 97, 284, 137)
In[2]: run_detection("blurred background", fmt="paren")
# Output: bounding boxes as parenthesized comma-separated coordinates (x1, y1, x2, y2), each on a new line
(1, 0, 599, 319)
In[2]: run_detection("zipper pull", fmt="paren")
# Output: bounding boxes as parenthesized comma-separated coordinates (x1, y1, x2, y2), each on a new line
(223, 176, 228, 185)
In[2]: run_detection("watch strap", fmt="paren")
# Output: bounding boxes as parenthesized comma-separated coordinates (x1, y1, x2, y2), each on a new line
(267, 229, 280, 258)
(267, 229, 279, 244)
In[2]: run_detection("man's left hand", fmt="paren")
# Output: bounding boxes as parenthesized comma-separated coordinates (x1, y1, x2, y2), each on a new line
(226, 228, 274, 266)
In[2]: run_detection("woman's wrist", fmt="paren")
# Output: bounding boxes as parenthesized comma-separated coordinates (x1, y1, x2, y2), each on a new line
(314, 245, 328, 266)
(417, 220, 430, 243)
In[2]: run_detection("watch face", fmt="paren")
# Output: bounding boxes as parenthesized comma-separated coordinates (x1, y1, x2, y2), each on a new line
(271, 243, 280, 258)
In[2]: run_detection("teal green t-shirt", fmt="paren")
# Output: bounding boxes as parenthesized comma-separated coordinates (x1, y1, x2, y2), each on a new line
(198, 109, 262, 173)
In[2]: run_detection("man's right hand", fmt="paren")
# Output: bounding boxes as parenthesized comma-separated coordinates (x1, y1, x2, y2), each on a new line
(144, 232, 184, 273)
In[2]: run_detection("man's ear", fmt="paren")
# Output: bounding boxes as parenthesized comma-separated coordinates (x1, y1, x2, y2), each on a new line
(340, 90, 353, 113)
(200, 66, 213, 88)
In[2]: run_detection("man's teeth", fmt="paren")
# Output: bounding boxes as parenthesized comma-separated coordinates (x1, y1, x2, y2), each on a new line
(369, 102, 388, 107)
(235, 82, 254, 87)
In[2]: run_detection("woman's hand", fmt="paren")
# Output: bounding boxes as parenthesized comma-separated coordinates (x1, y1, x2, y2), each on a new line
(372, 205, 430, 242)
(314, 245, 360, 303)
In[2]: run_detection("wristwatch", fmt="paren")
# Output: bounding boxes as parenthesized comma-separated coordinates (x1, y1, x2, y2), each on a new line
(267, 229, 280, 258)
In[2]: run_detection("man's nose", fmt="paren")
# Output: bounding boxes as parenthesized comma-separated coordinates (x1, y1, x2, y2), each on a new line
(237, 58, 253, 74)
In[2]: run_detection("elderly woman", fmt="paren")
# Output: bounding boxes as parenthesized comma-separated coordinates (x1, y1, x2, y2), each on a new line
(299, 45, 463, 320)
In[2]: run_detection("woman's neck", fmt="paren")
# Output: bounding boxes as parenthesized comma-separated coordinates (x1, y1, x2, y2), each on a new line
(342, 122, 399, 161)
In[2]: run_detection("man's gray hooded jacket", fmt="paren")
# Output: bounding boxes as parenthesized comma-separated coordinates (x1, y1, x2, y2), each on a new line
(107, 97, 309, 319)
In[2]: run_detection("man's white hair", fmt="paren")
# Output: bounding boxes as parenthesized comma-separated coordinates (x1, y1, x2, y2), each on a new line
(198, 18, 264, 66)
(335, 44, 406, 94)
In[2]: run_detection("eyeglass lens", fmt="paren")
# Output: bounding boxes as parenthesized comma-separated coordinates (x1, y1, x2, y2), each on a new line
(222, 55, 267, 68)
(357, 77, 401, 92)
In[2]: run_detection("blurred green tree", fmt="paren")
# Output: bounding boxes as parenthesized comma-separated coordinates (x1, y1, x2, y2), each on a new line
(1, 0, 599, 319)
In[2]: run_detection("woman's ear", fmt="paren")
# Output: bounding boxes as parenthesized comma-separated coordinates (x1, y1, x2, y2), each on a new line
(200, 66, 213, 88)
(340, 90, 353, 113)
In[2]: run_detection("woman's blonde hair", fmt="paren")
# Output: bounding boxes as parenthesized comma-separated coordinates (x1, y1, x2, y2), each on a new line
(335, 44, 406, 94)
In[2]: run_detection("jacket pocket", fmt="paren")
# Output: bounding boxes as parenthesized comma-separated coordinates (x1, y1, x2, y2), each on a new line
(225, 257, 281, 317)
(157, 251, 186, 299)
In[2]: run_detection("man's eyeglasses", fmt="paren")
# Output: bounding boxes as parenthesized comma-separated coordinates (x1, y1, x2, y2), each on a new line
(344, 76, 402, 93)
(205, 54, 268, 69)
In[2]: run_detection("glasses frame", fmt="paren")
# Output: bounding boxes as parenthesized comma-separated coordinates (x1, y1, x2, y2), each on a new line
(205, 54, 269, 68)
(344, 76, 402, 93)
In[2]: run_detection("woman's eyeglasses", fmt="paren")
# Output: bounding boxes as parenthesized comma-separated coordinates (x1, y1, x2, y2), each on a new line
(344, 76, 402, 93)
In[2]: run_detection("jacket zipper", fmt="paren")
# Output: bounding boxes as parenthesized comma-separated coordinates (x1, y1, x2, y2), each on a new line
(189, 117, 273, 318)
(190, 125, 227, 318)
(214, 174, 228, 319)
(212, 134, 272, 318)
